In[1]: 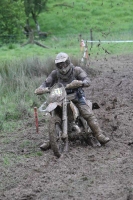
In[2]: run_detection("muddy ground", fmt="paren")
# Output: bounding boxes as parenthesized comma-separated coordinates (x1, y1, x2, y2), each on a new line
(0, 54, 133, 200)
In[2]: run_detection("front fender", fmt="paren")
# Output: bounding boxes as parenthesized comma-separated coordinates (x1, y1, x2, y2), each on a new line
(39, 102, 61, 113)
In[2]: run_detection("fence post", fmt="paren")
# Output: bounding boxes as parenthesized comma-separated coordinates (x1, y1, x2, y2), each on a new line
(90, 29, 93, 48)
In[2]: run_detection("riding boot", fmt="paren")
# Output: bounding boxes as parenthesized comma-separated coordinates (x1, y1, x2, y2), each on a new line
(75, 103, 110, 144)
(87, 118, 110, 144)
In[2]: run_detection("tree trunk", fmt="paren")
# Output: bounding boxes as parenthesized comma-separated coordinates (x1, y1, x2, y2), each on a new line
(21, 30, 49, 48)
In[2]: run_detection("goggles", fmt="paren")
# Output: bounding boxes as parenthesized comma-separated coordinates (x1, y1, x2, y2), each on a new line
(56, 62, 67, 69)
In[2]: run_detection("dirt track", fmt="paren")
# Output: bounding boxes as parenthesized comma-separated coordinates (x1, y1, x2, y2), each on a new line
(0, 54, 133, 200)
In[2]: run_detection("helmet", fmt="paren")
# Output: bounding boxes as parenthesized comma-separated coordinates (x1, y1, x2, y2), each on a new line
(55, 52, 71, 75)
(55, 52, 70, 64)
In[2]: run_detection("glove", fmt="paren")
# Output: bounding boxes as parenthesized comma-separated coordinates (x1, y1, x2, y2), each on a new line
(82, 79, 90, 87)
(34, 87, 49, 94)
(66, 80, 83, 89)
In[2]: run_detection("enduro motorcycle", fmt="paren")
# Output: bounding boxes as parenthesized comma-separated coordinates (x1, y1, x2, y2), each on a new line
(39, 83, 101, 158)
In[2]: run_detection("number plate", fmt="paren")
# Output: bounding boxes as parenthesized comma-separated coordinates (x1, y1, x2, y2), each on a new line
(51, 88, 62, 96)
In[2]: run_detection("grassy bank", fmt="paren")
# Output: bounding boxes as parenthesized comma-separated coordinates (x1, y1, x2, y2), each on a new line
(39, 0, 133, 36)
(0, 36, 133, 61)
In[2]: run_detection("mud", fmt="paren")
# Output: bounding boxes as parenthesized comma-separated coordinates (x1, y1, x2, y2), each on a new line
(0, 54, 133, 200)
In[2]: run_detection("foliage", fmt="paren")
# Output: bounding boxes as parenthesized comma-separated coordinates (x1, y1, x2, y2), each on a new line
(24, 0, 48, 28)
(0, 0, 26, 37)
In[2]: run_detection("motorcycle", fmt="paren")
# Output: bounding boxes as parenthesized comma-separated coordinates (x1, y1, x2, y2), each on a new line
(38, 82, 101, 158)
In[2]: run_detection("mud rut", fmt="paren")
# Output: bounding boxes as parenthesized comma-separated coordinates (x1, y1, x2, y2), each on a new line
(0, 54, 133, 200)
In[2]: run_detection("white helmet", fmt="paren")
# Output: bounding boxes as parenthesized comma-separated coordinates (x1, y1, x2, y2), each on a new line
(55, 52, 69, 64)
(55, 52, 71, 75)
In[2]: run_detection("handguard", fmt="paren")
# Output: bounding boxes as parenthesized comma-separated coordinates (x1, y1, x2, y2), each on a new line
(65, 80, 83, 89)
(34, 87, 49, 95)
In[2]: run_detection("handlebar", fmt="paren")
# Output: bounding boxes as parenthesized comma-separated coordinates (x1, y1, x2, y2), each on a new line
(35, 80, 83, 95)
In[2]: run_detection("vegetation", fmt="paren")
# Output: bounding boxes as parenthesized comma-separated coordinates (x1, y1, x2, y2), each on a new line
(24, 0, 48, 31)
(0, 0, 133, 133)
(0, 0, 26, 37)
(39, 0, 133, 37)
(0, 0, 48, 37)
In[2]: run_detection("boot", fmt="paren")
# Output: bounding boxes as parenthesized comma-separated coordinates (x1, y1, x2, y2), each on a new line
(94, 132, 110, 144)
(75, 103, 110, 144)
(87, 119, 110, 144)
(40, 141, 50, 151)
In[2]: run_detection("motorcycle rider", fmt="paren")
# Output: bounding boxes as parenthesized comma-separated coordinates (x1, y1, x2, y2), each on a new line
(35, 52, 110, 150)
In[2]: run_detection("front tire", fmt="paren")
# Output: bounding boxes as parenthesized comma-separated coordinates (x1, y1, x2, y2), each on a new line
(49, 116, 65, 158)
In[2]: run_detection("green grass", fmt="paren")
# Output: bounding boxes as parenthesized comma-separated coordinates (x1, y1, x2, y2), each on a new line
(0, 38, 133, 62)
(39, 0, 133, 36)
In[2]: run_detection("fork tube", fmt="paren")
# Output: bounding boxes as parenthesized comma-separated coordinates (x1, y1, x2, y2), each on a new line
(62, 97, 68, 138)
(51, 110, 55, 117)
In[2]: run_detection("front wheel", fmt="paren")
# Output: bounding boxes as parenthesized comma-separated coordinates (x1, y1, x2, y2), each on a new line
(49, 116, 67, 158)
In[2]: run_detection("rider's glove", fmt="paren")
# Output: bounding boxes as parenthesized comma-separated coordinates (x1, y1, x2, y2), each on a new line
(66, 80, 83, 89)
(82, 79, 90, 87)
(34, 87, 49, 94)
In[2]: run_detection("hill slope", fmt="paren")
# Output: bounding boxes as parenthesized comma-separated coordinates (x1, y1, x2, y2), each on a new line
(39, 0, 133, 39)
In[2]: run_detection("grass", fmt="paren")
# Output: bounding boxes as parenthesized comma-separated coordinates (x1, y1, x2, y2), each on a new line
(0, 56, 55, 134)
(0, 35, 133, 62)
(39, 0, 133, 36)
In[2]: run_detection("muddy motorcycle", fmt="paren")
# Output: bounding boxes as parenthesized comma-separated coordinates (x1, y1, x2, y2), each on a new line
(39, 83, 101, 158)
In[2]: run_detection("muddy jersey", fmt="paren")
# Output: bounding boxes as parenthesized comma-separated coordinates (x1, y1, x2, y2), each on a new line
(41, 65, 91, 104)
(41, 65, 91, 88)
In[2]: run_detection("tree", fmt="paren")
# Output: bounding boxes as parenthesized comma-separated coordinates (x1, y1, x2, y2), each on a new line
(0, 0, 26, 38)
(24, 0, 48, 32)
(21, 0, 49, 48)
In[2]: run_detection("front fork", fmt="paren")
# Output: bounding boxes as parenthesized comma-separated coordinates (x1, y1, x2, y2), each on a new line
(62, 97, 69, 152)
(51, 101, 69, 152)
(62, 97, 68, 139)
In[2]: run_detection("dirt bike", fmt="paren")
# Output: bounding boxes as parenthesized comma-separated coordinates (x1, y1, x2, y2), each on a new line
(39, 83, 101, 158)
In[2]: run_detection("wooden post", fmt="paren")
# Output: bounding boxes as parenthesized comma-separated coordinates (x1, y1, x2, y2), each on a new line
(85, 40, 89, 60)
(90, 29, 93, 48)
(34, 107, 39, 133)
(83, 41, 89, 67)
(79, 34, 82, 43)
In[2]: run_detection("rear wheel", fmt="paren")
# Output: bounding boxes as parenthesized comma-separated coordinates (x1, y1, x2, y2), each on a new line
(49, 116, 67, 158)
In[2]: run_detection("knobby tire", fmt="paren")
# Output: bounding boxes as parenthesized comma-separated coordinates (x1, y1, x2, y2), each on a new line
(49, 116, 63, 158)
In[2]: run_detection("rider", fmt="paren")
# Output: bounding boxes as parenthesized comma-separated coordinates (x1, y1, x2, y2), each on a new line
(35, 52, 110, 150)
